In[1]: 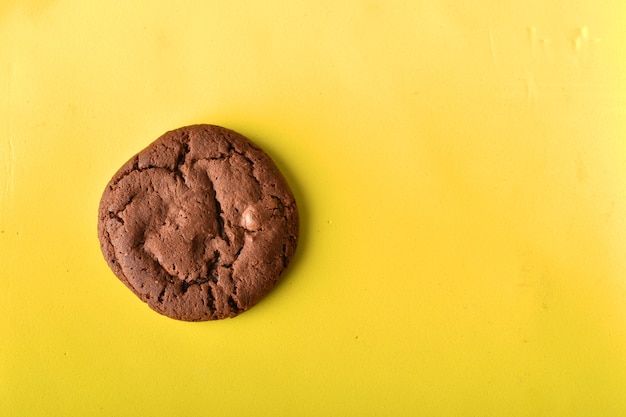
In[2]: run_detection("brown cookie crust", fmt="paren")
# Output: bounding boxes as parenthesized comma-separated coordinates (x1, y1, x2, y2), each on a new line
(98, 125, 298, 321)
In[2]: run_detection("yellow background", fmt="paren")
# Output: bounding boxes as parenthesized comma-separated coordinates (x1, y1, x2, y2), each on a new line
(2, 1, 626, 415)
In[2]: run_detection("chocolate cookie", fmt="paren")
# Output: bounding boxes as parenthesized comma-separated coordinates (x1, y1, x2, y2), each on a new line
(98, 125, 299, 321)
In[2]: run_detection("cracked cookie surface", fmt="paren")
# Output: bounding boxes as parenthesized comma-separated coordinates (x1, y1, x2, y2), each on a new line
(98, 125, 299, 321)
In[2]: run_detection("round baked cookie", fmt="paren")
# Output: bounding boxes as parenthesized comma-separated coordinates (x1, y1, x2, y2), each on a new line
(98, 125, 299, 321)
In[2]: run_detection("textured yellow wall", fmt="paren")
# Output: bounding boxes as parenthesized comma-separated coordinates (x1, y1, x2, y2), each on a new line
(1, 1, 626, 415)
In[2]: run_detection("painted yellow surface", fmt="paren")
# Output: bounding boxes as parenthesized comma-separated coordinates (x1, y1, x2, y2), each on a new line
(2, 1, 626, 416)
